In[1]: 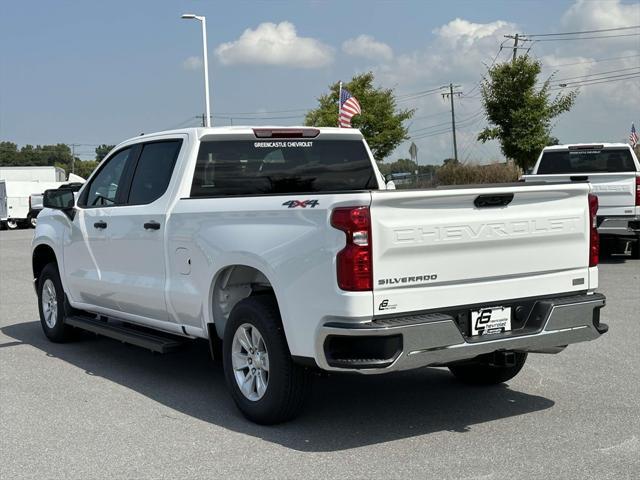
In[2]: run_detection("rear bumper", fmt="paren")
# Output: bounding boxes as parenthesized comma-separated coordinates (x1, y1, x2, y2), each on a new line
(316, 293, 606, 373)
(597, 215, 640, 236)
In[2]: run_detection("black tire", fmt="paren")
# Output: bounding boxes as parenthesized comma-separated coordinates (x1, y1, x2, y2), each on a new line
(631, 238, 640, 259)
(223, 295, 310, 424)
(37, 263, 77, 342)
(6, 219, 18, 230)
(448, 352, 527, 385)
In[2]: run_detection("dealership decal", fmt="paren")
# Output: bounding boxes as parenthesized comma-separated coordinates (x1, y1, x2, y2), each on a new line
(254, 141, 313, 148)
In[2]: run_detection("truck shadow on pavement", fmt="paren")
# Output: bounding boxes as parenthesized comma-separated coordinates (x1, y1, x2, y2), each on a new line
(2, 321, 555, 452)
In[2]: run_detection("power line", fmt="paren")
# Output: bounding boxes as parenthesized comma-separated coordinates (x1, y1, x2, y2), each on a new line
(551, 66, 640, 83)
(523, 25, 640, 37)
(215, 108, 310, 115)
(541, 53, 640, 69)
(409, 109, 451, 122)
(559, 72, 640, 85)
(527, 33, 640, 42)
(552, 74, 640, 89)
(410, 128, 452, 140)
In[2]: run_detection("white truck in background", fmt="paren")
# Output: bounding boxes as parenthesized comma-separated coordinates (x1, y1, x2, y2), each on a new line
(33, 127, 607, 424)
(0, 167, 84, 229)
(523, 143, 640, 258)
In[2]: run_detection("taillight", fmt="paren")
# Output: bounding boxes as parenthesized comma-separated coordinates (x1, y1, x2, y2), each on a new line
(635, 176, 640, 206)
(588, 193, 599, 267)
(331, 206, 372, 291)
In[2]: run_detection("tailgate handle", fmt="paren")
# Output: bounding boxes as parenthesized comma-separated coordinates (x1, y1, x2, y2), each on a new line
(474, 193, 514, 208)
(570, 176, 589, 181)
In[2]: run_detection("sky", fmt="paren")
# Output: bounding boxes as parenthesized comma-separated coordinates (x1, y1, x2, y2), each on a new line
(1, 0, 639, 164)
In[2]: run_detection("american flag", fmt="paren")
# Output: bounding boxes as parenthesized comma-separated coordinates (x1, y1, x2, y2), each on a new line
(630, 123, 638, 147)
(339, 88, 361, 128)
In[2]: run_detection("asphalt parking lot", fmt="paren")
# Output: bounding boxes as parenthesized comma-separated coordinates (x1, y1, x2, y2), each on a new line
(1, 229, 639, 480)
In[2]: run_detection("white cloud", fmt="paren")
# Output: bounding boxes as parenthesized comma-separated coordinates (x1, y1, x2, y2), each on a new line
(215, 21, 333, 68)
(433, 19, 511, 48)
(562, 0, 640, 32)
(375, 18, 516, 87)
(182, 56, 203, 70)
(342, 35, 393, 61)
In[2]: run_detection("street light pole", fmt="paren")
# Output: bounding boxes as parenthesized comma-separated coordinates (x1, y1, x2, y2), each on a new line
(182, 13, 211, 127)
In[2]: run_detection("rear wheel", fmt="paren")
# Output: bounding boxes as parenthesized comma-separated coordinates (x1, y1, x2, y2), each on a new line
(449, 352, 527, 385)
(37, 263, 77, 342)
(631, 238, 640, 259)
(6, 219, 18, 230)
(222, 296, 309, 424)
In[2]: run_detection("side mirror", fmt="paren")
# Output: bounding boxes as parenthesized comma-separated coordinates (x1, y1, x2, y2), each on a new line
(384, 174, 396, 190)
(43, 188, 76, 219)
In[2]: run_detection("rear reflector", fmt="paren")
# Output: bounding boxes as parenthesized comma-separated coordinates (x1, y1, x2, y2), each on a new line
(588, 193, 599, 267)
(253, 128, 320, 139)
(635, 176, 640, 206)
(331, 206, 372, 291)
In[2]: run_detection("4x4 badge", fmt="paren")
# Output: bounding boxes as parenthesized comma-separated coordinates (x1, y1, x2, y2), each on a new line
(282, 200, 319, 208)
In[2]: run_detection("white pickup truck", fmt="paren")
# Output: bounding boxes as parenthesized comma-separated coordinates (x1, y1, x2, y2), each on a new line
(33, 127, 607, 424)
(524, 143, 640, 258)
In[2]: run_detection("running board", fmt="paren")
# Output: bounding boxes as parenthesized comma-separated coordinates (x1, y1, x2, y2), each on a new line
(65, 315, 187, 353)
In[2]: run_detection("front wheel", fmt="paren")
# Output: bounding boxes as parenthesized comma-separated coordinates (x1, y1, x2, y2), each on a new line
(222, 296, 309, 424)
(449, 352, 527, 385)
(37, 263, 77, 342)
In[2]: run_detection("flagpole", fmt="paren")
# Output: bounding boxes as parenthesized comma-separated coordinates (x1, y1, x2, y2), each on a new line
(338, 81, 342, 128)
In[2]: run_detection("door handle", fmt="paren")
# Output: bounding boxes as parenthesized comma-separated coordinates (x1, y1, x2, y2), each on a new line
(144, 221, 161, 230)
(93, 221, 107, 229)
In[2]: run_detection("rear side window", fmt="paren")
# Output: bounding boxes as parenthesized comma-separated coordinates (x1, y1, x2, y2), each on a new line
(128, 140, 182, 205)
(537, 148, 637, 174)
(190, 139, 377, 197)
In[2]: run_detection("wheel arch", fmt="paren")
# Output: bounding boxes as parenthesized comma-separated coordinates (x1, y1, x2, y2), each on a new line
(208, 264, 282, 340)
(32, 243, 59, 281)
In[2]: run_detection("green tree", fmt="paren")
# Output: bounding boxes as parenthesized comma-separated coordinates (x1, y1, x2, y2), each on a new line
(305, 72, 414, 161)
(95, 144, 115, 161)
(478, 56, 577, 170)
(74, 160, 99, 179)
(0, 142, 20, 165)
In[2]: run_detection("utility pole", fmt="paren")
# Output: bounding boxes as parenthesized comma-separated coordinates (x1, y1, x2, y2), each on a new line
(504, 34, 527, 63)
(68, 143, 80, 175)
(441, 83, 462, 162)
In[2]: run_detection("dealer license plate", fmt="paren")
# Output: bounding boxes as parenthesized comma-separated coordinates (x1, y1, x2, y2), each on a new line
(470, 307, 512, 336)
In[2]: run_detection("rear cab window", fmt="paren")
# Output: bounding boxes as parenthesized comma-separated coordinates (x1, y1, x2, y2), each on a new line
(190, 138, 378, 197)
(537, 147, 638, 174)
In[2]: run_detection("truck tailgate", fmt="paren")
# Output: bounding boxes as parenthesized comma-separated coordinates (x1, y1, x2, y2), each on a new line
(370, 183, 593, 315)
(525, 173, 637, 215)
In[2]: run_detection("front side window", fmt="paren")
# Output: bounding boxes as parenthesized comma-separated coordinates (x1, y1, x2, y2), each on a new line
(190, 139, 377, 197)
(83, 148, 132, 207)
(128, 140, 182, 205)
